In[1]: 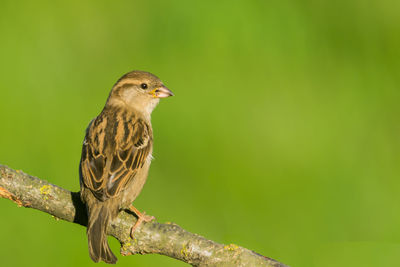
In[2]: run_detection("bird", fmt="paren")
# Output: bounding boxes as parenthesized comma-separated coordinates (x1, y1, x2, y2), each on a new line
(79, 70, 173, 264)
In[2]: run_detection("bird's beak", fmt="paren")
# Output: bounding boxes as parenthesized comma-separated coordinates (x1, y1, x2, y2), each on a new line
(149, 86, 174, 98)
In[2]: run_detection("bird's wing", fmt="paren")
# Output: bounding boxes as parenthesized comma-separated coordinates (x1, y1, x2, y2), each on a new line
(80, 114, 152, 201)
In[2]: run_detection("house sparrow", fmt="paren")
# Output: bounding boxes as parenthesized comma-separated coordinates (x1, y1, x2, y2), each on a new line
(79, 70, 173, 264)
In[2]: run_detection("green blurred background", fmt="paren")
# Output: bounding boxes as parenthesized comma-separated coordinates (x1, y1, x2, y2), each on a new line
(0, 0, 399, 266)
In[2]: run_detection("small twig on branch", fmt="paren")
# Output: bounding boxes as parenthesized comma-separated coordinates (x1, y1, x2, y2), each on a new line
(0, 164, 288, 267)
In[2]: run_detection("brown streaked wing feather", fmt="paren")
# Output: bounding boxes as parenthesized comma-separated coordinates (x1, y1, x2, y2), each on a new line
(104, 119, 152, 198)
(80, 110, 152, 201)
(80, 115, 108, 200)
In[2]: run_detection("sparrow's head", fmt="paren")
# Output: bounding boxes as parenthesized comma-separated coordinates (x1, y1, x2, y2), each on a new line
(107, 70, 173, 115)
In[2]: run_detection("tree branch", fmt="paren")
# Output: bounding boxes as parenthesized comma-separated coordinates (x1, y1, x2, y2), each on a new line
(0, 164, 288, 267)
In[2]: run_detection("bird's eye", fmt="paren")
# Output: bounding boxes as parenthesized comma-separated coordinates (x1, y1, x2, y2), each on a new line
(140, 83, 148, 89)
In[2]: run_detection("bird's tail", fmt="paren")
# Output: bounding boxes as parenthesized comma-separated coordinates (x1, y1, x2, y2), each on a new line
(87, 202, 118, 264)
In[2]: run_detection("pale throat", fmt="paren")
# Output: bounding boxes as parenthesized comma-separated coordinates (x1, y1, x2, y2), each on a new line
(130, 96, 159, 119)
(108, 95, 159, 120)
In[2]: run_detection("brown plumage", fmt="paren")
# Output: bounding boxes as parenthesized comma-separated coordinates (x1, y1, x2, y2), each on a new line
(79, 70, 173, 264)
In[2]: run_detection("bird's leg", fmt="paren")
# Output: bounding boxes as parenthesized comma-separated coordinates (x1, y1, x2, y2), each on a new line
(128, 205, 155, 238)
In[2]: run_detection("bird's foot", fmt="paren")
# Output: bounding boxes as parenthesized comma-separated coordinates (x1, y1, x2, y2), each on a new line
(128, 205, 155, 238)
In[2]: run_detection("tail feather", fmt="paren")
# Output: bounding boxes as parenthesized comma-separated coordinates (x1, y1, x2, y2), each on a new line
(87, 204, 118, 264)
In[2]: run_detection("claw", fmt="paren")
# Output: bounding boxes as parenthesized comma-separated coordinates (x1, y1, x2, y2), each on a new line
(128, 205, 155, 238)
